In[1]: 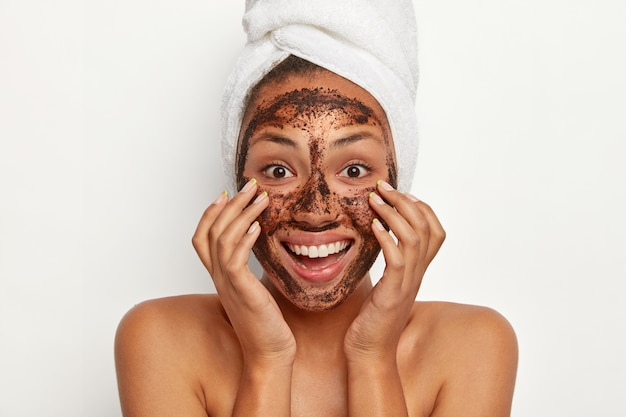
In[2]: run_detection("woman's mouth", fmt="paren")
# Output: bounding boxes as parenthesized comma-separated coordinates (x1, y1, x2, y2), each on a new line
(283, 240, 353, 272)
(285, 240, 351, 258)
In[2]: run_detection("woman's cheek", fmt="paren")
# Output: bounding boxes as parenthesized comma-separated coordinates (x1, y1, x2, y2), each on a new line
(258, 189, 292, 235)
(341, 187, 377, 229)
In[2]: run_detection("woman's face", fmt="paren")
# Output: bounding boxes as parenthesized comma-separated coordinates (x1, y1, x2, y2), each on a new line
(237, 69, 397, 311)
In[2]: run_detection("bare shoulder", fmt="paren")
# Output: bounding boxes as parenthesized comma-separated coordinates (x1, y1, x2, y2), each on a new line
(115, 294, 240, 417)
(115, 294, 231, 363)
(116, 293, 227, 340)
(413, 301, 517, 347)
(402, 302, 518, 417)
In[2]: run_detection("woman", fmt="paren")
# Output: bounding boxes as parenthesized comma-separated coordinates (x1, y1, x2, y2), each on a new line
(115, 1, 517, 416)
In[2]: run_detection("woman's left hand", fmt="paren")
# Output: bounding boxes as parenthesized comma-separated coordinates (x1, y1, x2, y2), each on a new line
(344, 180, 445, 363)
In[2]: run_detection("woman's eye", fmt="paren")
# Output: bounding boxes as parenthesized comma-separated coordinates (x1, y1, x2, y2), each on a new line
(263, 165, 293, 179)
(340, 164, 368, 178)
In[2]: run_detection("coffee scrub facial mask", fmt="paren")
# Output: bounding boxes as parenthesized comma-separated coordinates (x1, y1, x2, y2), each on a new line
(237, 73, 397, 311)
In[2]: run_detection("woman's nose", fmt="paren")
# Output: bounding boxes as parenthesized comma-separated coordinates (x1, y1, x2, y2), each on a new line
(290, 173, 337, 226)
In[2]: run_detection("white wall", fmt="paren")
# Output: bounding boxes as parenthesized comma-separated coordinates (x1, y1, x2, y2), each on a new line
(1, 0, 624, 416)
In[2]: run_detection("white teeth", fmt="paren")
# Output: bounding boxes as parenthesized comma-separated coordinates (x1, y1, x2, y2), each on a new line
(286, 240, 350, 259)
(326, 243, 335, 254)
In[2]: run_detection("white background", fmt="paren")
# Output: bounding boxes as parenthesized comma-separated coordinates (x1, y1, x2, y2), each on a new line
(1, 0, 625, 416)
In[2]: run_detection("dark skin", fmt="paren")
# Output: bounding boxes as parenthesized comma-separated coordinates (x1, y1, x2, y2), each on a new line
(237, 86, 394, 310)
(115, 68, 518, 417)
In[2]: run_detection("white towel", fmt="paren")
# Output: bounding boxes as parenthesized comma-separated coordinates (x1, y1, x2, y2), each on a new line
(221, 0, 419, 194)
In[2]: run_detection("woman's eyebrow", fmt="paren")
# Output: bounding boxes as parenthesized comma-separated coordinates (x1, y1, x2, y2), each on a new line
(250, 134, 298, 148)
(331, 132, 382, 149)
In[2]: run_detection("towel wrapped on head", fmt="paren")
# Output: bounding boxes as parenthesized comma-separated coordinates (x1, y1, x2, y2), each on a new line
(221, 0, 419, 194)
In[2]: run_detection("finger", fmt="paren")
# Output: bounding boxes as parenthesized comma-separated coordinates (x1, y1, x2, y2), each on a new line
(412, 200, 446, 267)
(397, 193, 445, 267)
(211, 220, 266, 315)
(192, 190, 229, 272)
(210, 197, 269, 296)
(370, 218, 406, 291)
(213, 191, 269, 274)
(374, 181, 444, 264)
(209, 178, 260, 238)
(223, 221, 266, 298)
(369, 190, 427, 262)
(375, 180, 430, 234)
(207, 178, 262, 274)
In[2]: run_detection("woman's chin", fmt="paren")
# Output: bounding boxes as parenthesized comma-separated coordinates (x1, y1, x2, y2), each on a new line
(268, 250, 368, 312)
(255, 238, 376, 312)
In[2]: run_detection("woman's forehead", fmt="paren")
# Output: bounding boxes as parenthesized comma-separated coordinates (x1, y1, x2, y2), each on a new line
(244, 70, 388, 127)
(248, 88, 380, 131)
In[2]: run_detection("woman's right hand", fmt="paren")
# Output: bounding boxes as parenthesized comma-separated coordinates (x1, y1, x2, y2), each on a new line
(192, 179, 296, 367)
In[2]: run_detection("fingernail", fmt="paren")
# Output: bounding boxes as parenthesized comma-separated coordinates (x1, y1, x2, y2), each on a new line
(372, 218, 385, 231)
(369, 192, 385, 205)
(241, 178, 257, 193)
(253, 191, 268, 204)
(404, 192, 420, 202)
(247, 221, 260, 234)
(212, 190, 228, 205)
(377, 180, 394, 191)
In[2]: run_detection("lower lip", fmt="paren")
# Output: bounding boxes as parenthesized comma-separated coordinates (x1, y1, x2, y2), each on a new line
(280, 244, 352, 284)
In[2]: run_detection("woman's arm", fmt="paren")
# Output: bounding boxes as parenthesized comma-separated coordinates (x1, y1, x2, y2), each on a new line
(345, 181, 445, 416)
(232, 360, 294, 416)
(346, 356, 409, 417)
(192, 180, 295, 417)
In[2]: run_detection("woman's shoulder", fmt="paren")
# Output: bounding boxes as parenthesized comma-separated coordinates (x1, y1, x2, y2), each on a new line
(115, 294, 241, 415)
(115, 294, 229, 360)
(116, 294, 226, 343)
(118, 293, 223, 324)
(408, 300, 517, 356)
(414, 300, 516, 333)
(402, 301, 518, 414)
(115, 294, 238, 360)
